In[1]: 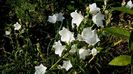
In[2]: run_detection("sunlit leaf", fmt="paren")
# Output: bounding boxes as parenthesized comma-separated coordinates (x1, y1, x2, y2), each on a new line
(104, 27, 130, 39)
(109, 55, 131, 66)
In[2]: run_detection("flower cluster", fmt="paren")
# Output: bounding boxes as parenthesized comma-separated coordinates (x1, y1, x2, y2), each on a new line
(5, 22, 21, 36)
(48, 12, 65, 23)
(34, 1, 133, 73)
(35, 2, 105, 73)
(89, 3, 105, 28)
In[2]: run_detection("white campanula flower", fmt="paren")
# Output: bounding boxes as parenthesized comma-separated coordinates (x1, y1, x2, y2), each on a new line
(79, 48, 90, 60)
(59, 27, 75, 44)
(48, 13, 65, 23)
(14, 22, 21, 30)
(80, 27, 100, 46)
(48, 14, 57, 23)
(126, 0, 133, 9)
(35, 64, 47, 74)
(70, 10, 84, 28)
(5, 31, 11, 35)
(89, 3, 100, 14)
(53, 41, 65, 57)
(92, 12, 105, 28)
(56, 12, 65, 22)
(91, 48, 99, 56)
(60, 60, 72, 71)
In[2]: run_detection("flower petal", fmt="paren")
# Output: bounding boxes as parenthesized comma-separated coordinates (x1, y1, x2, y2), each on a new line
(59, 27, 75, 44)
(14, 22, 21, 30)
(53, 41, 65, 57)
(89, 3, 100, 14)
(70, 10, 84, 28)
(61, 60, 72, 71)
(80, 27, 100, 45)
(92, 12, 104, 27)
(35, 64, 47, 74)
(48, 14, 57, 23)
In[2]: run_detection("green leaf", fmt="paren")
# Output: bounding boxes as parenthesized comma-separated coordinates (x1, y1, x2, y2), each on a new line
(109, 55, 131, 66)
(104, 27, 130, 39)
(129, 31, 133, 73)
(112, 7, 133, 15)
(129, 31, 133, 51)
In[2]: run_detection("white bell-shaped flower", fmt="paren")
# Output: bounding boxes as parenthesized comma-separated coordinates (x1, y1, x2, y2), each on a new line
(91, 48, 99, 56)
(126, 0, 133, 9)
(81, 27, 100, 45)
(61, 60, 72, 71)
(14, 22, 21, 30)
(79, 48, 90, 60)
(48, 13, 65, 23)
(89, 3, 100, 14)
(92, 12, 105, 27)
(5, 31, 11, 35)
(48, 14, 57, 23)
(35, 64, 47, 74)
(70, 10, 84, 28)
(56, 12, 65, 22)
(53, 41, 65, 57)
(59, 27, 75, 44)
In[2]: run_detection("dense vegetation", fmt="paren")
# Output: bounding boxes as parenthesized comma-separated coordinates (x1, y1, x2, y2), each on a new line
(0, 0, 133, 74)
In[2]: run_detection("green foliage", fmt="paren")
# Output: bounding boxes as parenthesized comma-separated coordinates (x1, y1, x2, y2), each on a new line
(129, 31, 133, 51)
(104, 27, 130, 39)
(112, 7, 133, 15)
(0, 0, 132, 73)
(109, 55, 131, 66)
(129, 31, 133, 74)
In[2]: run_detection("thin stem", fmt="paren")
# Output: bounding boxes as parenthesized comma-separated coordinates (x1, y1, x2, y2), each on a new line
(49, 53, 69, 70)
(84, 55, 95, 67)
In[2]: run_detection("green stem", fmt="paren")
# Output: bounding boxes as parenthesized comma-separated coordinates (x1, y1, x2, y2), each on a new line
(49, 53, 69, 70)
(131, 52, 133, 74)
(84, 55, 95, 67)
(47, 22, 63, 55)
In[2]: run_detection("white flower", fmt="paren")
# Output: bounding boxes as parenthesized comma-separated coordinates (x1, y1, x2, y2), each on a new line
(53, 41, 65, 57)
(5, 31, 11, 35)
(89, 3, 100, 14)
(91, 48, 99, 56)
(14, 22, 21, 30)
(79, 48, 90, 60)
(59, 27, 75, 44)
(80, 27, 100, 45)
(126, 0, 133, 9)
(35, 64, 47, 74)
(92, 12, 105, 27)
(56, 12, 65, 22)
(48, 14, 57, 23)
(70, 10, 84, 28)
(60, 60, 72, 71)
(48, 13, 65, 23)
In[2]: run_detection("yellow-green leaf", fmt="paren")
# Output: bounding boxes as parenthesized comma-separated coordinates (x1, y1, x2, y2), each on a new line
(104, 27, 130, 39)
(109, 55, 131, 66)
